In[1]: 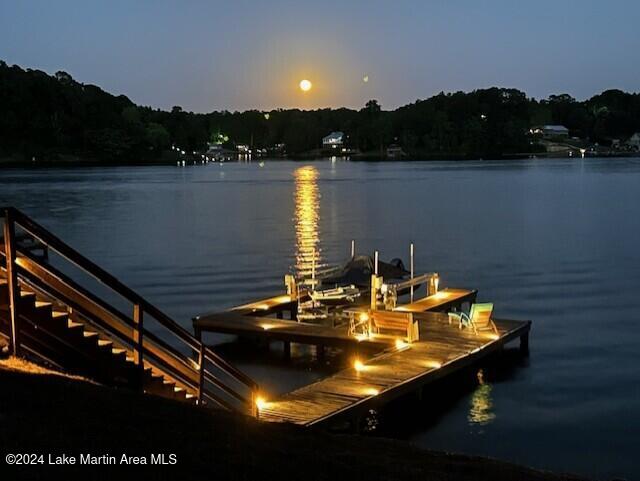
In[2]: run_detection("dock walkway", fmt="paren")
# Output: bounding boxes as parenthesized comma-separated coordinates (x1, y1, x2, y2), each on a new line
(194, 303, 530, 428)
(258, 314, 529, 427)
(194, 311, 392, 350)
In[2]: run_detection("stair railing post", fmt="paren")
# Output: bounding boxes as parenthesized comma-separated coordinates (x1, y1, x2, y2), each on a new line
(196, 329, 206, 406)
(3, 208, 21, 356)
(133, 303, 144, 389)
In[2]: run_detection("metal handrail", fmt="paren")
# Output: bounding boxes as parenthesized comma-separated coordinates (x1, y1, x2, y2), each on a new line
(1, 206, 258, 414)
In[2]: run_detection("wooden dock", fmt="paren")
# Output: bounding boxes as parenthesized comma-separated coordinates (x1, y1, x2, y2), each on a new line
(194, 307, 530, 428)
(194, 311, 392, 351)
(230, 295, 296, 316)
(257, 314, 528, 427)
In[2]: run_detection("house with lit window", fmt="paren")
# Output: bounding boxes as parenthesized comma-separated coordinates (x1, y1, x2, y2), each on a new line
(322, 131, 344, 149)
(530, 125, 569, 139)
(627, 133, 640, 151)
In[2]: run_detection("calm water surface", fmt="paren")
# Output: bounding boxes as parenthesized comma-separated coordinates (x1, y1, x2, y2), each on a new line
(1, 159, 639, 479)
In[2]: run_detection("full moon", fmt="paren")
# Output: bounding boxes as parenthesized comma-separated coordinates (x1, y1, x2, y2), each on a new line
(299, 79, 312, 92)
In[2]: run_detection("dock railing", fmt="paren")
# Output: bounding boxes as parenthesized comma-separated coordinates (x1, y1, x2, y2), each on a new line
(1, 206, 258, 416)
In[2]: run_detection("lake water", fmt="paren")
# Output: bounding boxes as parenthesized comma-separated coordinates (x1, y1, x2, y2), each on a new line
(1, 159, 639, 480)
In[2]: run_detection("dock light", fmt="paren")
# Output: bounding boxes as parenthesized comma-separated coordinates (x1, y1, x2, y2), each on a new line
(354, 359, 365, 372)
(255, 396, 267, 410)
(364, 388, 379, 396)
(359, 312, 369, 323)
(426, 360, 442, 369)
(261, 323, 276, 331)
(354, 334, 368, 342)
(487, 333, 500, 341)
(395, 339, 408, 350)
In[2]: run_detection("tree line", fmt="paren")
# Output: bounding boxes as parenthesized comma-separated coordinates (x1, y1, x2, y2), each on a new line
(1, 60, 639, 162)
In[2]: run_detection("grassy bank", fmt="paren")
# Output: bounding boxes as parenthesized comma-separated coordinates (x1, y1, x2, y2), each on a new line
(0, 359, 589, 481)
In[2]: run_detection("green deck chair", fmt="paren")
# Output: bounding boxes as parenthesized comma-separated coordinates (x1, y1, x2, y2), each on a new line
(451, 303, 498, 335)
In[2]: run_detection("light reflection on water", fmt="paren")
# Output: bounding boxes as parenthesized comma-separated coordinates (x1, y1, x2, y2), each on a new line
(468, 370, 496, 427)
(293, 165, 322, 279)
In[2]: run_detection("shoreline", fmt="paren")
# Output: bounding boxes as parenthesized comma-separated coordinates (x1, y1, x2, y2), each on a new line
(0, 359, 589, 481)
(1, 152, 639, 168)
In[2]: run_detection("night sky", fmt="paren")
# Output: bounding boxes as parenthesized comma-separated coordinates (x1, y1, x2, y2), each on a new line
(1, 0, 638, 112)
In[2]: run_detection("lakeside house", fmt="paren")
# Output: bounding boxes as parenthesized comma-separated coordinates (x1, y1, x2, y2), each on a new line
(206, 142, 223, 154)
(627, 133, 640, 151)
(530, 125, 569, 139)
(386, 144, 405, 158)
(322, 131, 344, 149)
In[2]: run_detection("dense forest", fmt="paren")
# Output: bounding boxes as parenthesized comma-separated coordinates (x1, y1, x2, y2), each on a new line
(1, 60, 640, 162)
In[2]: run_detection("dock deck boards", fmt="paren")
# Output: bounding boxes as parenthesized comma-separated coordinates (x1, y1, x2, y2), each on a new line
(194, 292, 530, 428)
(229, 294, 295, 316)
(393, 288, 477, 313)
(258, 314, 529, 426)
(194, 311, 392, 350)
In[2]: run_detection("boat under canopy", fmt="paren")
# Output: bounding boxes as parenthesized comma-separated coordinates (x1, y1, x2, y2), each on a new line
(321, 255, 409, 288)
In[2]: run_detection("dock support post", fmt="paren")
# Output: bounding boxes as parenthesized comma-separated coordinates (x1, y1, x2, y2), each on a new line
(352, 416, 362, 434)
(374, 250, 379, 276)
(283, 341, 291, 360)
(196, 328, 206, 406)
(410, 243, 414, 303)
(3, 208, 20, 357)
(276, 310, 283, 319)
(252, 390, 259, 419)
(133, 303, 144, 390)
(317, 345, 325, 363)
(520, 332, 529, 355)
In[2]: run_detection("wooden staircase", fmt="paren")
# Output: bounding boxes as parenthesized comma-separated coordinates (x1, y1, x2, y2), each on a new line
(0, 207, 258, 415)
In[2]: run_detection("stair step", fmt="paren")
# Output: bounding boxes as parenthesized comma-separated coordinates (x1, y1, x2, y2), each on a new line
(98, 339, 113, 348)
(34, 300, 52, 309)
(83, 330, 99, 339)
(51, 310, 68, 319)
(20, 290, 35, 298)
(67, 320, 83, 329)
(112, 348, 126, 355)
(173, 386, 190, 401)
